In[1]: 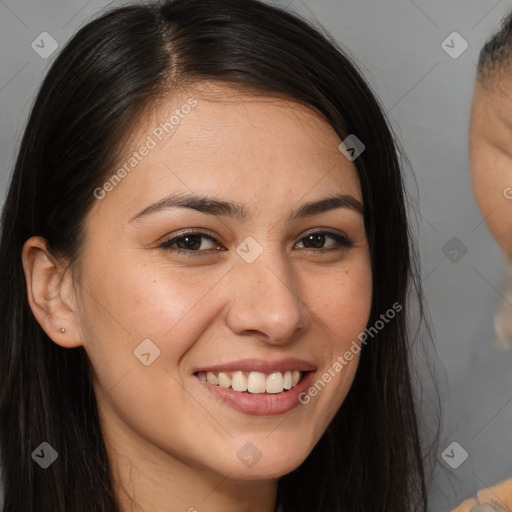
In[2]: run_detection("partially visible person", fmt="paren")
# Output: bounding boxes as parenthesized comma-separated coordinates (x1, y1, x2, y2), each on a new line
(470, 11, 512, 351)
(451, 480, 512, 512)
(452, 10, 512, 512)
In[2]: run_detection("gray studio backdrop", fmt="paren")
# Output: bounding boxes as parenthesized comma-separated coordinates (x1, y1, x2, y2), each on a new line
(1, 0, 512, 510)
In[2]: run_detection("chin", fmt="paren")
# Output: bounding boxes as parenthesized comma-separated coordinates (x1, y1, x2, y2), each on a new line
(215, 437, 315, 481)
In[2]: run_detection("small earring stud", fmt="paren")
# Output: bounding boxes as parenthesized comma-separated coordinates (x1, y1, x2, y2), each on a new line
(59, 328, 65, 333)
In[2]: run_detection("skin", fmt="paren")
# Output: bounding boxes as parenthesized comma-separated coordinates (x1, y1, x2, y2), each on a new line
(469, 74, 512, 258)
(452, 75, 512, 512)
(21, 83, 372, 512)
(451, 478, 512, 512)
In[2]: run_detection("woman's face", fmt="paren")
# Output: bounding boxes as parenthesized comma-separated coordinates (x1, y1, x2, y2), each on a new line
(72, 84, 372, 481)
(470, 77, 512, 257)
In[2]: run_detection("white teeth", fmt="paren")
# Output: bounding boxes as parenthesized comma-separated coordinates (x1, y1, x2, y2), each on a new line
(266, 372, 284, 393)
(248, 372, 266, 393)
(199, 369, 305, 394)
(218, 372, 231, 389)
(231, 371, 248, 392)
(283, 371, 293, 390)
(206, 371, 218, 385)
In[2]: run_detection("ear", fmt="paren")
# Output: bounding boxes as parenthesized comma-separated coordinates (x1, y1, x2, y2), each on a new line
(21, 236, 83, 348)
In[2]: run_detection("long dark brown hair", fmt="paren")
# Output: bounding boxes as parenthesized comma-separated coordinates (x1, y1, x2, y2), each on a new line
(0, 1, 434, 510)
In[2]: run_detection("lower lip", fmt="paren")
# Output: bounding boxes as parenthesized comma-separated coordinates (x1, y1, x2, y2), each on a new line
(196, 372, 315, 416)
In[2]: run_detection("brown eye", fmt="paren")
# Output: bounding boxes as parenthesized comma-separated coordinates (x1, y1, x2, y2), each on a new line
(174, 234, 209, 251)
(295, 231, 353, 251)
(160, 232, 223, 253)
(300, 233, 328, 249)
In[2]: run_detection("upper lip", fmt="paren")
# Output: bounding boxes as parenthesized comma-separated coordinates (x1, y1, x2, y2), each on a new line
(193, 358, 317, 374)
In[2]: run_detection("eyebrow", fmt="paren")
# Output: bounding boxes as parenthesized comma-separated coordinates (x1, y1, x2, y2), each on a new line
(129, 192, 364, 223)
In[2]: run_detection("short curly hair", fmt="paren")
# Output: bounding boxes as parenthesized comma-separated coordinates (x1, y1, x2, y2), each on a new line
(478, 11, 512, 82)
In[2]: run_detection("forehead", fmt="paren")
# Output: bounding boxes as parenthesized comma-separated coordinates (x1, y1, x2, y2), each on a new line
(90, 83, 362, 223)
(474, 74, 512, 122)
(472, 77, 512, 148)
(138, 86, 354, 169)
(134, 84, 343, 156)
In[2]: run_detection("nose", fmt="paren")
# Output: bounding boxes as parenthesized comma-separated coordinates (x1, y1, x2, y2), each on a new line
(224, 250, 310, 344)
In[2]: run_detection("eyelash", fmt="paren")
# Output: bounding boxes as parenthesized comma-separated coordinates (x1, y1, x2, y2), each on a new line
(159, 229, 354, 256)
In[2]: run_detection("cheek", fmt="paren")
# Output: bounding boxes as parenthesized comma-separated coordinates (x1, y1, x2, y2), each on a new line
(308, 259, 373, 342)
(77, 252, 229, 389)
(292, 256, 371, 434)
(471, 150, 512, 256)
(78, 258, 226, 441)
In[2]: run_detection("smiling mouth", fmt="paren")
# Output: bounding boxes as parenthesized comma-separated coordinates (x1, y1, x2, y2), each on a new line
(195, 370, 306, 394)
